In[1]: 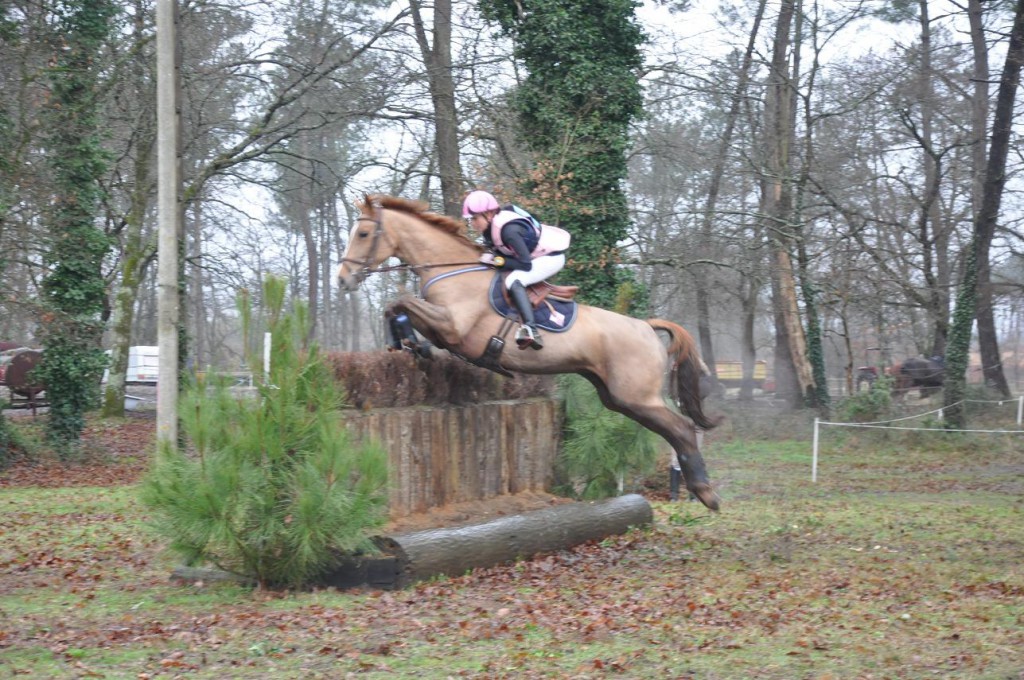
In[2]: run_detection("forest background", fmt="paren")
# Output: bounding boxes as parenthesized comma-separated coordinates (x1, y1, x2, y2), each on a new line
(3, 0, 1024, 425)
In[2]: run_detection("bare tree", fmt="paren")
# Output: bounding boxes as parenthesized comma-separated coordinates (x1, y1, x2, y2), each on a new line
(409, 0, 465, 215)
(762, 0, 816, 408)
(967, 0, 1012, 397)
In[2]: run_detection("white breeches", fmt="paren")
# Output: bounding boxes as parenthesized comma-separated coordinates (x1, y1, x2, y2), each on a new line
(505, 253, 566, 289)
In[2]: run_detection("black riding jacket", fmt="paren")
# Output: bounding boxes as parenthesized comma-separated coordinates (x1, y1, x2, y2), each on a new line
(482, 206, 539, 271)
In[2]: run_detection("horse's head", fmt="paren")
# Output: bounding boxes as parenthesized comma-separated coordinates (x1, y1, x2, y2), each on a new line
(337, 194, 484, 291)
(337, 198, 397, 292)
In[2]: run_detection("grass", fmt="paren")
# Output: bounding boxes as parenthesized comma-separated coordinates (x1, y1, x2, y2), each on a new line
(1, 405, 1022, 679)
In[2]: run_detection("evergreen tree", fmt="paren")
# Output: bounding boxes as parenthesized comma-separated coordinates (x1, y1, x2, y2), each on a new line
(141, 277, 390, 590)
(479, 0, 647, 309)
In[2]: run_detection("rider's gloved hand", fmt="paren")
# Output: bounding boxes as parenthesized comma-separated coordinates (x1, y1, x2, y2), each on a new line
(479, 253, 496, 265)
(497, 256, 528, 271)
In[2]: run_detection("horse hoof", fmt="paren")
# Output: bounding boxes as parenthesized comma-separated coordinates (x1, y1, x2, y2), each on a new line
(691, 485, 720, 512)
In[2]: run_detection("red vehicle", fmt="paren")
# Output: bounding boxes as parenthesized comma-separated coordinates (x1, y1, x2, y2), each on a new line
(0, 346, 45, 407)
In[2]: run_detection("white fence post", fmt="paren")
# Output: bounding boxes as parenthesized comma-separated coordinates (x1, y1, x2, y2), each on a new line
(812, 418, 820, 483)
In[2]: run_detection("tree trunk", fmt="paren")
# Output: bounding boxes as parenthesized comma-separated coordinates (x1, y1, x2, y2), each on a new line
(915, 1, 951, 357)
(791, 0, 829, 415)
(189, 200, 206, 368)
(103, 157, 155, 417)
(409, 0, 464, 216)
(301, 205, 319, 344)
(102, 251, 146, 417)
(695, 0, 767, 378)
(968, 0, 1012, 397)
(763, 0, 814, 408)
(103, 0, 156, 418)
(945, 0, 1024, 425)
(739, 278, 758, 401)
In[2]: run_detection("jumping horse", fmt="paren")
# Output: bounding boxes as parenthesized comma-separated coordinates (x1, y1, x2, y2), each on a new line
(337, 195, 721, 511)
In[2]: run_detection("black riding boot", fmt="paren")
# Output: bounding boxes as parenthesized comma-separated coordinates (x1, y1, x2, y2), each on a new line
(669, 467, 682, 501)
(508, 281, 542, 350)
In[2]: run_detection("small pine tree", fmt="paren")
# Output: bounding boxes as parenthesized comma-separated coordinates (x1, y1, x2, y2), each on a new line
(141, 276, 389, 589)
(556, 374, 660, 499)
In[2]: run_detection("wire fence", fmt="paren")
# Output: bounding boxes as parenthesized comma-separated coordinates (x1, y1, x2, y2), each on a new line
(811, 396, 1024, 482)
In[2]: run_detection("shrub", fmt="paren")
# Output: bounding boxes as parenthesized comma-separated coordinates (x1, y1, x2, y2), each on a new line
(141, 277, 389, 590)
(835, 375, 895, 423)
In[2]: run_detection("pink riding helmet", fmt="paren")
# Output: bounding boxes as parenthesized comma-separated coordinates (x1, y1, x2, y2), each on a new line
(462, 190, 500, 217)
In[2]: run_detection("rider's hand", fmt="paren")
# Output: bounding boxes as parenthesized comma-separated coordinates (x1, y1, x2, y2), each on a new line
(479, 252, 495, 265)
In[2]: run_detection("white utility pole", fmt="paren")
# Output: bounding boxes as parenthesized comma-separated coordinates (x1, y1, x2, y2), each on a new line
(156, 0, 180, 446)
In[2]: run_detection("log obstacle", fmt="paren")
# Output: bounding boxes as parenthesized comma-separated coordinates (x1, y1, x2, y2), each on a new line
(323, 493, 653, 590)
(171, 399, 653, 590)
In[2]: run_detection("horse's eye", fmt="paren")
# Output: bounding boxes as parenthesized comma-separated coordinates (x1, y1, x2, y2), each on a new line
(358, 230, 370, 238)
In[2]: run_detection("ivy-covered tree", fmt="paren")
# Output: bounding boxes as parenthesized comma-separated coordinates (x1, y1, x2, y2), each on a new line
(479, 0, 647, 309)
(36, 0, 117, 451)
(945, 0, 1024, 427)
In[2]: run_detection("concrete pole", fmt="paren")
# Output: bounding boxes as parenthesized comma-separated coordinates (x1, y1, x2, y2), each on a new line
(156, 0, 180, 446)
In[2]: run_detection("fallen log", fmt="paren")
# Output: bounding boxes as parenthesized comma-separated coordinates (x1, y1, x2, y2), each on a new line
(326, 493, 653, 589)
(172, 495, 653, 591)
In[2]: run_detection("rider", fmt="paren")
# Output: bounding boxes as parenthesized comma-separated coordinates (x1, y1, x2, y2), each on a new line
(462, 190, 571, 350)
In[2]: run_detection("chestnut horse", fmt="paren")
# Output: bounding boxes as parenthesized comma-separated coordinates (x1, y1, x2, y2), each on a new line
(337, 195, 721, 510)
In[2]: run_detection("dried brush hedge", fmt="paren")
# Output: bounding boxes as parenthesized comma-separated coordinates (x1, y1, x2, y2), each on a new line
(326, 351, 556, 410)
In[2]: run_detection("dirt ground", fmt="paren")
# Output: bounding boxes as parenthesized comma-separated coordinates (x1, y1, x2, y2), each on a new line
(383, 490, 573, 534)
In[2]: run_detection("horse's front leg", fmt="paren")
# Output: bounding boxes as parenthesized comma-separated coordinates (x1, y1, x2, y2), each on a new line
(389, 294, 462, 349)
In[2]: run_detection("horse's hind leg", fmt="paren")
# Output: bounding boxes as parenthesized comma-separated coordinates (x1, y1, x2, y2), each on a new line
(581, 373, 720, 511)
(630, 406, 719, 511)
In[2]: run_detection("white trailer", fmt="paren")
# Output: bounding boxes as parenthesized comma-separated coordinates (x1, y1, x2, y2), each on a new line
(102, 346, 160, 384)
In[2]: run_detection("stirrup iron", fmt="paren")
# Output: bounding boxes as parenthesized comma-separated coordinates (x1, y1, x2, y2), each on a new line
(515, 324, 542, 350)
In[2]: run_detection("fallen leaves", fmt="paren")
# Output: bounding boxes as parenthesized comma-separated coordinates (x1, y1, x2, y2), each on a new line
(1, 416, 1023, 678)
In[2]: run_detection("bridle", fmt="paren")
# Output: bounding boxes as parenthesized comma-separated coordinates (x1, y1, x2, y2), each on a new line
(339, 200, 391, 284)
(339, 201, 491, 287)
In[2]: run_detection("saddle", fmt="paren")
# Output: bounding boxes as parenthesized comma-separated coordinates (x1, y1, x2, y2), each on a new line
(525, 281, 579, 306)
(488, 274, 579, 333)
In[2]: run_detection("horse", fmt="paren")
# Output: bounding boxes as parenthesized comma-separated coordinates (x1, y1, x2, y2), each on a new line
(891, 356, 945, 400)
(337, 195, 722, 511)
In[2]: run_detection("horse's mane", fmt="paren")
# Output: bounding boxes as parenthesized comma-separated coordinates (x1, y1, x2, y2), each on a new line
(363, 194, 481, 250)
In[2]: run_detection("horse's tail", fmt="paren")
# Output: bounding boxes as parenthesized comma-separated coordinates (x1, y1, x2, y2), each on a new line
(648, 319, 721, 431)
